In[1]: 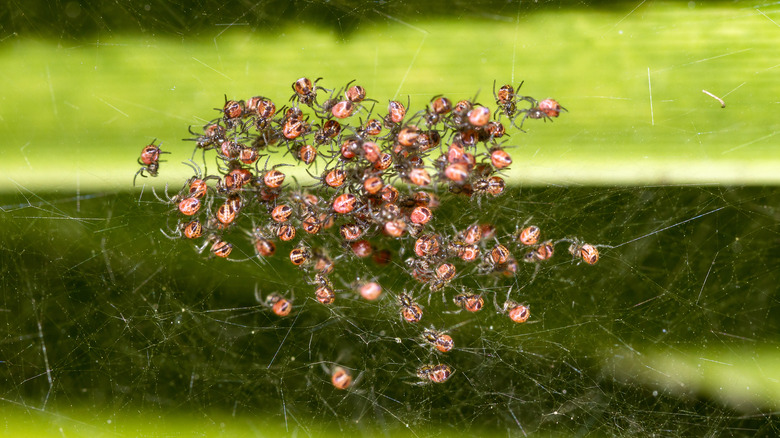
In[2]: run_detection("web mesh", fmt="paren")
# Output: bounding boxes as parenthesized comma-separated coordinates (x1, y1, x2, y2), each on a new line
(2, 1, 780, 436)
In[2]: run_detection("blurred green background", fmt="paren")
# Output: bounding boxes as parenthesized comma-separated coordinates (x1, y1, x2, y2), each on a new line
(2, 1, 780, 437)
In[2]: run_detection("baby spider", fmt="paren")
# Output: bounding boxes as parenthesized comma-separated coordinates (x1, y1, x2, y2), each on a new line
(245, 95, 277, 128)
(344, 80, 368, 103)
(515, 224, 541, 246)
(134, 140, 169, 185)
(184, 122, 226, 159)
(562, 239, 601, 265)
(398, 292, 423, 323)
(210, 238, 234, 258)
(318, 359, 364, 392)
(257, 288, 293, 317)
(248, 225, 276, 259)
(518, 239, 555, 284)
(486, 144, 513, 170)
(422, 95, 453, 127)
(492, 284, 530, 323)
(354, 281, 382, 301)
(468, 175, 505, 208)
(220, 96, 245, 129)
(513, 98, 567, 131)
(503, 300, 530, 324)
(383, 97, 409, 130)
(415, 363, 453, 384)
(428, 262, 456, 292)
(159, 219, 204, 240)
(523, 239, 555, 263)
(291, 76, 326, 106)
(289, 244, 312, 267)
(421, 328, 454, 353)
(330, 366, 353, 390)
(314, 283, 336, 305)
(477, 244, 513, 275)
(492, 80, 519, 120)
(452, 291, 484, 313)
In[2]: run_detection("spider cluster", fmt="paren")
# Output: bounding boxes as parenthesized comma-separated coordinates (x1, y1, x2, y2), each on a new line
(136, 77, 599, 387)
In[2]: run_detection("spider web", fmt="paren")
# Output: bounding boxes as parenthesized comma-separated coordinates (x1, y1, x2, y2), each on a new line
(2, 1, 780, 437)
(4, 183, 778, 436)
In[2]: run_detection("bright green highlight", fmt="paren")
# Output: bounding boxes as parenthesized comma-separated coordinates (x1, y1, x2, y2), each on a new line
(1, 2, 777, 191)
(610, 347, 780, 412)
(5, 347, 778, 436)
(0, 405, 312, 438)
